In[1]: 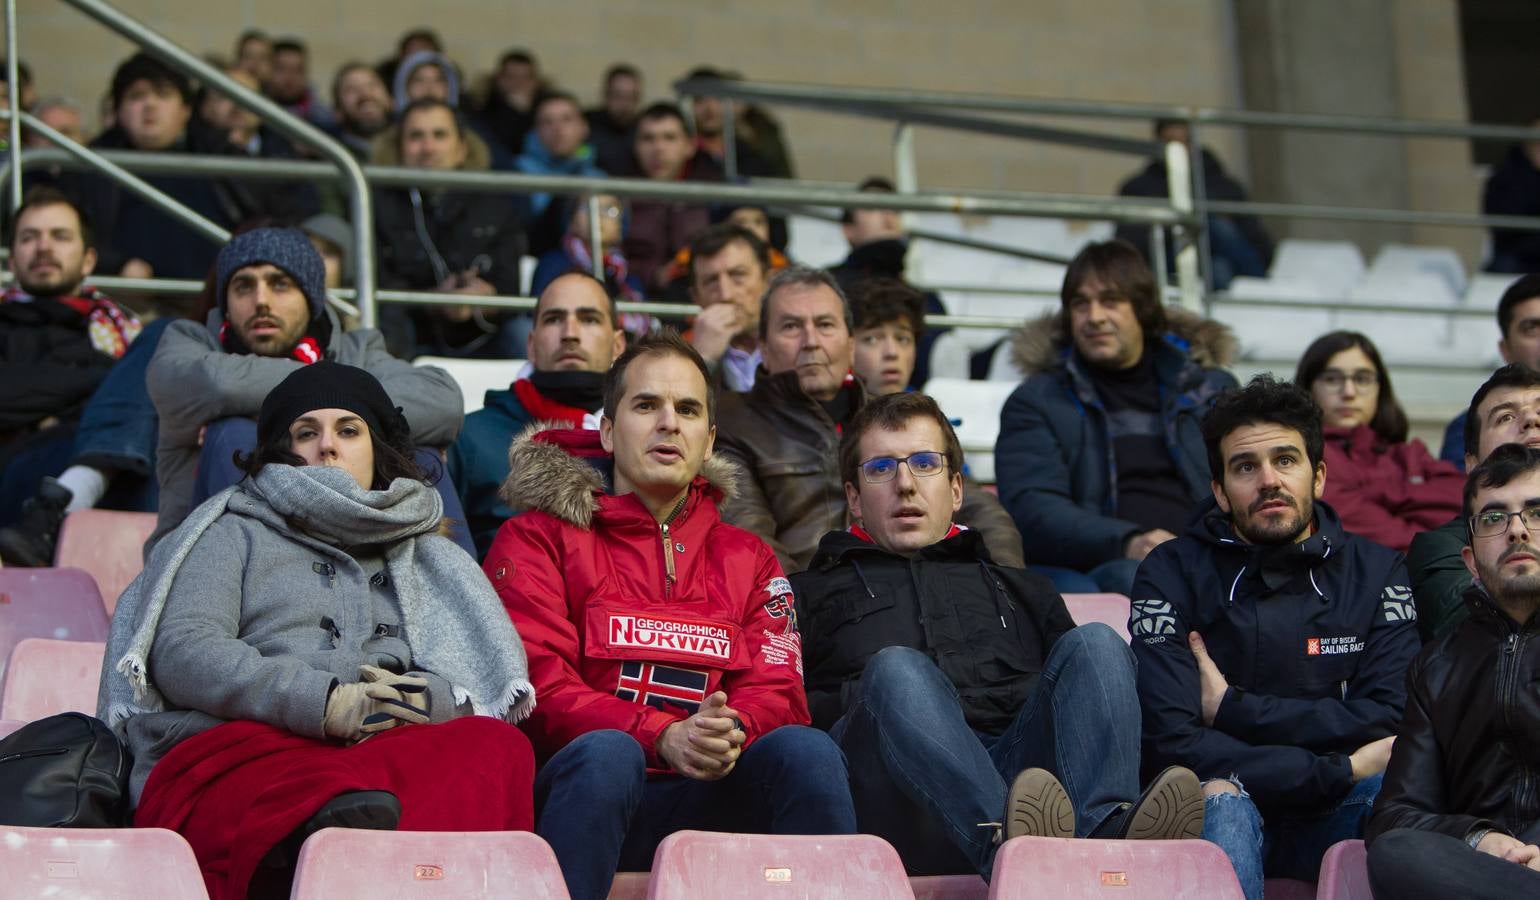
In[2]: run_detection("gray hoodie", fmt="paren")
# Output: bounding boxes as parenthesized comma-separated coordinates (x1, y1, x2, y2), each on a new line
(146, 307, 463, 549)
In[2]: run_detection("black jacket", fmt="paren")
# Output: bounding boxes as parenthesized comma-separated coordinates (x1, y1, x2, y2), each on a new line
(1114, 147, 1274, 271)
(1367, 587, 1540, 845)
(791, 528, 1075, 733)
(0, 297, 116, 436)
(1483, 144, 1540, 272)
(1131, 498, 1420, 814)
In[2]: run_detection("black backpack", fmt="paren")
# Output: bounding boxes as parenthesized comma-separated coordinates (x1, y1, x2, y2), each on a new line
(0, 712, 132, 827)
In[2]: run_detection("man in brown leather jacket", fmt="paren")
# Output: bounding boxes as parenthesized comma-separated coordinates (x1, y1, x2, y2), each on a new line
(714, 265, 1023, 574)
(1365, 442, 1540, 898)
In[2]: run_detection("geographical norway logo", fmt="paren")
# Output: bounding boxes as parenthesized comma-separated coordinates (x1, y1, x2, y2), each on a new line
(608, 614, 734, 663)
(616, 661, 709, 714)
(1381, 585, 1416, 622)
(763, 577, 797, 631)
(1131, 598, 1178, 636)
(1306, 636, 1364, 656)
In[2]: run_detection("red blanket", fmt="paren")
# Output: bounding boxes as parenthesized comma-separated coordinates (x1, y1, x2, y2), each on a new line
(135, 717, 535, 899)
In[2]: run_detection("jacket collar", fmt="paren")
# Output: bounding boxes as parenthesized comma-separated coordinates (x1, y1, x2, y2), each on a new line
(499, 423, 742, 530)
(810, 524, 985, 570)
(748, 366, 868, 419)
(1008, 305, 1236, 378)
(1189, 496, 1344, 592)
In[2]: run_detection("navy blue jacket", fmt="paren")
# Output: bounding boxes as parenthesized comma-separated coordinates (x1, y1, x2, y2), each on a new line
(447, 387, 535, 559)
(1131, 498, 1420, 815)
(995, 312, 1236, 571)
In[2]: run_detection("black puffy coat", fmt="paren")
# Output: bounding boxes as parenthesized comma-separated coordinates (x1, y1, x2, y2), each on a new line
(1368, 587, 1540, 845)
(791, 528, 1074, 734)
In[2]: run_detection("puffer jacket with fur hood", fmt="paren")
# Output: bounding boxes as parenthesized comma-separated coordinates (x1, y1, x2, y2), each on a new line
(995, 306, 1237, 571)
(483, 425, 810, 770)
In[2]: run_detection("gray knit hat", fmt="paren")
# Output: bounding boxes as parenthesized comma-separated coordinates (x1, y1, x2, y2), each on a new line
(215, 227, 328, 319)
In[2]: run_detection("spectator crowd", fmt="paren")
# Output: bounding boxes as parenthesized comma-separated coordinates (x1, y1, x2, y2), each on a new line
(2, 24, 1540, 900)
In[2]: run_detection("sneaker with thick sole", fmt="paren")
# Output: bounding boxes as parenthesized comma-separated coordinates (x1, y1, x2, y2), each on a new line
(0, 477, 72, 567)
(1003, 767, 1075, 841)
(1099, 765, 1204, 840)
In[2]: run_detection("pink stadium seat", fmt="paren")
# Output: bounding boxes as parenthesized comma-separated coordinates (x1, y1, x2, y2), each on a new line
(911, 874, 988, 898)
(1265, 878, 1316, 900)
(1316, 840, 1370, 900)
(988, 836, 1244, 899)
(0, 638, 106, 722)
(1062, 593, 1132, 642)
(646, 831, 914, 899)
(0, 825, 209, 899)
(53, 509, 156, 615)
(290, 828, 570, 899)
(0, 568, 109, 696)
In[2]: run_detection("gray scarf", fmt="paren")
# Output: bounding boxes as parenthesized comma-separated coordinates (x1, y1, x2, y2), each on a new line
(101, 464, 534, 728)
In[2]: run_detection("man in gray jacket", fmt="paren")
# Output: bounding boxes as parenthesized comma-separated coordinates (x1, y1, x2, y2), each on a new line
(146, 227, 464, 550)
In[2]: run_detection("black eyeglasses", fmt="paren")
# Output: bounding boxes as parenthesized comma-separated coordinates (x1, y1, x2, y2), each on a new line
(1469, 505, 1540, 539)
(860, 451, 947, 484)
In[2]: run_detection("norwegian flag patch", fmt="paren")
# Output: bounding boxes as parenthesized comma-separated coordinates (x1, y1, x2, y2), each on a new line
(615, 661, 709, 715)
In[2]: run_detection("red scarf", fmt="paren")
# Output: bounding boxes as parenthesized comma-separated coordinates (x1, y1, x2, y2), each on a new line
(512, 378, 590, 428)
(1, 285, 141, 358)
(218, 321, 323, 364)
(849, 521, 967, 544)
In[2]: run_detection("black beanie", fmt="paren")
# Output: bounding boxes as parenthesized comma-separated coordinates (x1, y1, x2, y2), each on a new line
(257, 362, 408, 449)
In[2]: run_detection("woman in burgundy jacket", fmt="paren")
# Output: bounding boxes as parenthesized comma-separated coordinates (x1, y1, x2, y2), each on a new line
(1294, 331, 1463, 553)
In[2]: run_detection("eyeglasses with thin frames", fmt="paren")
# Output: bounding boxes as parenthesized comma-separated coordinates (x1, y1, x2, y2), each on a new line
(1315, 370, 1378, 391)
(1469, 505, 1540, 539)
(860, 451, 948, 484)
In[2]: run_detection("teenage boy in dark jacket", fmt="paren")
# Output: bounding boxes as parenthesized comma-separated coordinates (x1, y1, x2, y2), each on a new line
(1131, 375, 1420, 900)
(794, 392, 1203, 881)
(1365, 443, 1540, 897)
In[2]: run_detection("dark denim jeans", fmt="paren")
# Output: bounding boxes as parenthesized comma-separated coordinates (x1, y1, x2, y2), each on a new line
(1368, 826, 1540, 899)
(190, 417, 478, 557)
(1032, 559, 1143, 597)
(1204, 773, 1383, 900)
(830, 624, 1142, 879)
(533, 726, 856, 900)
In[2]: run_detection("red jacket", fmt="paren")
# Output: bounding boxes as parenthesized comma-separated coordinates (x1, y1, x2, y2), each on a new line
(1321, 424, 1464, 553)
(484, 426, 807, 769)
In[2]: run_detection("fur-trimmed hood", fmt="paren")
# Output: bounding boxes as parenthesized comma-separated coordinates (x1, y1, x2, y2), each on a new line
(1008, 304, 1237, 377)
(498, 422, 742, 529)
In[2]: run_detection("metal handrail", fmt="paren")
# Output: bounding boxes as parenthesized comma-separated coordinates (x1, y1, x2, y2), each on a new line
(673, 76, 1540, 144)
(54, 0, 377, 325)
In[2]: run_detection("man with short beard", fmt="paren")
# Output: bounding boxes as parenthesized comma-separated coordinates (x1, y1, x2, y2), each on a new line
(329, 62, 393, 161)
(145, 227, 464, 551)
(1365, 443, 1540, 898)
(0, 188, 140, 555)
(1130, 375, 1421, 900)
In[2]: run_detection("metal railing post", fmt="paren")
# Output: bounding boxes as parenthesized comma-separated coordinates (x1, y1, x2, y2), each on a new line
(587, 193, 603, 278)
(1185, 114, 1216, 300)
(893, 122, 917, 193)
(1165, 140, 1201, 312)
(4, 0, 21, 211)
(722, 98, 738, 182)
(58, 0, 376, 326)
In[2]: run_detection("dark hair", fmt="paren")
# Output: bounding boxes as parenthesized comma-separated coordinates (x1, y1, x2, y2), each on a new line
(603, 329, 715, 426)
(636, 101, 691, 137)
(1464, 364, 1540, 460)
(498, 49, 536, 69)
(0, 59, 32, 89)
(535, 270, 619, 332)
(759, 265, 853, 342)
(397, 98, 465, 148)
(685, 65, 728, 82)
(399, 28, 443, 56)
(1496, 274, 1540, 341)
(1293, 330, 1408, 443)
(1059, 239, 1166, 348)
(111, 52, 192, 109)
(1202, 374, 1324, 485)
(687, 224, 769, 288)
(331, 61, 382, 108)
(235, 29, 269, 50)
(604, 63, 640, 85)
(840, 392, 963, 488)
(533, 91, 582, 118)
(11, 185, 93, 251)
(1463, 442, 1540, 526)
(233, 416, 432, 490)
(840, 175, 896, 224)
(849, 277, 926, 338)
(271, 38, 306, 58)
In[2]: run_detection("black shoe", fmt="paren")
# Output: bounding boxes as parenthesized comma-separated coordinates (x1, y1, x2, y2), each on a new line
(0, 477, 72, 567)
(248, 790, 401, 899)
(1092, 766, 1204, 840)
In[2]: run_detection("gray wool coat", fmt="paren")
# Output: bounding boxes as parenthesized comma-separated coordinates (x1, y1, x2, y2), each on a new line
(121, 488, 467, 804)
(145, 307, 463, 549)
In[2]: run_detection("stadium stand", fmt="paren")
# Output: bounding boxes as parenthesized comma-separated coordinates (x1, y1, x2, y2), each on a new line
(290, 829, 570, 899)
(645, 831, 914, 900)
(1062, 593, 1133, 642)
(0, 826, 209, 899)
(52, 509, 156, 614)
(987, 836, 1244, 899)
(0, 568, 109, 693)
(0, 638, 105, 721)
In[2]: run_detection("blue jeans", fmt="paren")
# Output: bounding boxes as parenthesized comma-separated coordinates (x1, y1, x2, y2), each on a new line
(71, 316, 171, 477)
(191, 417, 478, 557)
(1368, 826, 1540, 899)
(534, 726, 856, 900)
(1033, 558, 1142, 597)
(1203, 773, 1383, 900)
(830, 625, 1141, 879)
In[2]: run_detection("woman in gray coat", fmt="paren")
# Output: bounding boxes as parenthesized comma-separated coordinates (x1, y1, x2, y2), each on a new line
(100, 362, 536, 900)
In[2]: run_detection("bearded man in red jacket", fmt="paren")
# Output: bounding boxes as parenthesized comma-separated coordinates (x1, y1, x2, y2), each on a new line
(484, 330, 855, 900)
